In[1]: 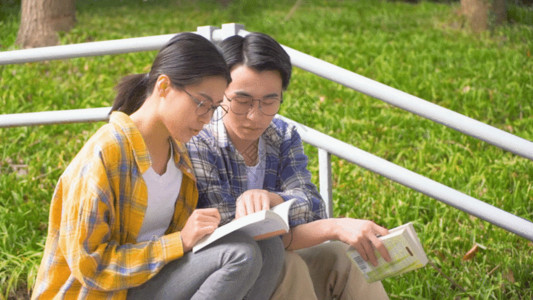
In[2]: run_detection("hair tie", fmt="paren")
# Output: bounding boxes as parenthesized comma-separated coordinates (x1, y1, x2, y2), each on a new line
(285, 229, 293, 250)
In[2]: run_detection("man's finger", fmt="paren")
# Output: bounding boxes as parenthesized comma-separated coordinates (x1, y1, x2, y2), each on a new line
(236, 202, 246, 219)
(360, 238, 379, 267)
(354, 244, 368, 262)
(373, 224, 389, 237)
(370, 234, 391, 262)
(261, 197, 270, 211)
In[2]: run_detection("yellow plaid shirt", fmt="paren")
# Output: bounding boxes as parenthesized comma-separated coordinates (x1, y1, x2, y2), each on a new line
(32, 112, 198, 299)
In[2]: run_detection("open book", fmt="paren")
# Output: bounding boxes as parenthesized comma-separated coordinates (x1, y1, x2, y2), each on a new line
(346, 222, 428, 282)
(193, 199, 295, 253)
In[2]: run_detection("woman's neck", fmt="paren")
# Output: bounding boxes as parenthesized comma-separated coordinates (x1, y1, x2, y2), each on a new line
(130, 100, 171, 175)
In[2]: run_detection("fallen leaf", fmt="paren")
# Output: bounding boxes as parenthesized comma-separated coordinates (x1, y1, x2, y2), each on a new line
(503, 270, 515, 283)
(435, 250, 446, 261)
(462, 244, 479, 261)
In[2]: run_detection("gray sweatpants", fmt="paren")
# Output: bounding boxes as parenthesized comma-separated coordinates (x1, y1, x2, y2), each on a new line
(128, 232, 284, 300)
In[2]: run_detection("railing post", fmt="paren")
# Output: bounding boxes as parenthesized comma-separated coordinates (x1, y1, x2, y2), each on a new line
(196, 26, 220, 41)
(319, 148, 333, 218)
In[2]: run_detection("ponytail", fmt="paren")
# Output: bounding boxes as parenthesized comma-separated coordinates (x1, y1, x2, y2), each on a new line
(111, 73, 150, 115)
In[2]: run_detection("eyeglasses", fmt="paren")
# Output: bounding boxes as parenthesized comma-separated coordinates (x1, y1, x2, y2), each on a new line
(225, 93, 282, 116)
(183, 89, 228, 121)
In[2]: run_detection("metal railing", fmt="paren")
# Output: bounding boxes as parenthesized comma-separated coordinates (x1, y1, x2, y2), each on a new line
(1, 23, 532, 241)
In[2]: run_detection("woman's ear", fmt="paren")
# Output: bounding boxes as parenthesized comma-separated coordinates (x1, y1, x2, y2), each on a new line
(156, 74, 170, 97)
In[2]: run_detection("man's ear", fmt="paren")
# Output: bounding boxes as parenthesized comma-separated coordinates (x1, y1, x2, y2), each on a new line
(156, 74, 170, 97)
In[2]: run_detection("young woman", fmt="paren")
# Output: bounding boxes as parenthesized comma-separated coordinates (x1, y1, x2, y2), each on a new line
(187, 32, 391, 299)
(32, 32, 284, 300)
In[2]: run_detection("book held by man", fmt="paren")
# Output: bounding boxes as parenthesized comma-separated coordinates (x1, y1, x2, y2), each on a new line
(346, 222, 428, 282)
(193, 199, 295, 253)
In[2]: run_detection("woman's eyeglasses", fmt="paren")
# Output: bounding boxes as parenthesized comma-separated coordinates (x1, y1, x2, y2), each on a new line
(183, 89, 228, 121)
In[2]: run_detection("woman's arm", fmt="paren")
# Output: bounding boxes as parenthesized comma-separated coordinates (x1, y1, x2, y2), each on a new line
(57, 159, 183, 291)
(57, 147, 218, 292)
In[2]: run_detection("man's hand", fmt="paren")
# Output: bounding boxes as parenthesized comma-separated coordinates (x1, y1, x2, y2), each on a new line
(180, 208, 220, 252)
(333, 218, 391, 267)
(235, 189, 283, 219)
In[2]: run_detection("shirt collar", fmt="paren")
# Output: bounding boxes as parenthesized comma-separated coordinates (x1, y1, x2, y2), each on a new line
(110, 111, 151, 174)
(109, 111, 195, 180)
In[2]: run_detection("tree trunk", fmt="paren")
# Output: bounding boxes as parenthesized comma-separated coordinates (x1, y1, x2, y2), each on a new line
(461, 0, 507, 32)
(16, 0, 76, 48)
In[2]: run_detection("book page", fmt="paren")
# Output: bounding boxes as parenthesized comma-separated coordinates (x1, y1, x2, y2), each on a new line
(246, 199, 294, 239)
(193, 199, 295, 253)
(270, 198, 294, 228)
(232, 199, 295, 239)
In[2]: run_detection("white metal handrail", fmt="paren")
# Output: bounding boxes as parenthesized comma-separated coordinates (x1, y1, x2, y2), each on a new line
(1, 24, 532, 241)
(1, 107, 532, 240)
(2, 24, 532, 161)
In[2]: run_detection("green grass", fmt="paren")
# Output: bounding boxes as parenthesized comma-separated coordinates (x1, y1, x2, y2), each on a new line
(1, 0, 532, 299)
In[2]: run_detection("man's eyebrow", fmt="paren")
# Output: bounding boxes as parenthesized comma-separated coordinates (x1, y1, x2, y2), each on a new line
(233, 91, 280, 98)
(233, 90, 253, 97)
(263, 93, 280, 98)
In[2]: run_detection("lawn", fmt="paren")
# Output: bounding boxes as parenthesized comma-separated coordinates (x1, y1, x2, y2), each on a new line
(0, 0, 532, 299)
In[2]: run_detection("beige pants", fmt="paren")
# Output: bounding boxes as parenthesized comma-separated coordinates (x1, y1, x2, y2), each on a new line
(271, 242, 389, 300)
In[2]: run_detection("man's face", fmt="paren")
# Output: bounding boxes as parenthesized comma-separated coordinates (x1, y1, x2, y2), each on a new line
(223, 65, 283, 145)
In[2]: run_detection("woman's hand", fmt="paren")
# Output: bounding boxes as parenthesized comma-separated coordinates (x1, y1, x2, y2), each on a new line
(180, 208, 220, 252)
(333, 218, 391, 267)
(235, 189, 283, 219)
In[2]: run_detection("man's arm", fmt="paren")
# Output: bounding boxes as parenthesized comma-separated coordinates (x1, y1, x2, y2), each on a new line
(283, 218, 391, 267)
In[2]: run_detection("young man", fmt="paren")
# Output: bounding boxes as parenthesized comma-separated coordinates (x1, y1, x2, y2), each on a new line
(187, 32, 390, 299)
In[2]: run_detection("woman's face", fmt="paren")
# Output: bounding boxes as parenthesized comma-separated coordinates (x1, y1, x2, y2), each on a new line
(223, 65, 283, 145)
(160, 76, 227, 143)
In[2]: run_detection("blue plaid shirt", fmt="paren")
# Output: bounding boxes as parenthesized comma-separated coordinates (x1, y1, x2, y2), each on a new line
(187, 115, 326, 227)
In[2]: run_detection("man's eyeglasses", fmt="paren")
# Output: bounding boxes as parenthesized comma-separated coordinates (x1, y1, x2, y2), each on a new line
(183, 89, 228, 121)
(225, 93, 282, 116)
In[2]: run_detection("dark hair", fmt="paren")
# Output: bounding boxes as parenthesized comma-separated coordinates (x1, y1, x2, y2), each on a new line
(219, 32, 292, 90)
(111, 32, 231, 115)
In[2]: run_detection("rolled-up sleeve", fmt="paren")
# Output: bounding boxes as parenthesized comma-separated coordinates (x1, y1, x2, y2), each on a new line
(272, 124, 327, 226)
(58, 151, 184, 291)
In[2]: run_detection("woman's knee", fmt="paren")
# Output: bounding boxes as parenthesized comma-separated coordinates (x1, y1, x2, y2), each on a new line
(257, 237, 285, 270)
(217, 231, 263, 274)
(258, 237, 284, 256)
